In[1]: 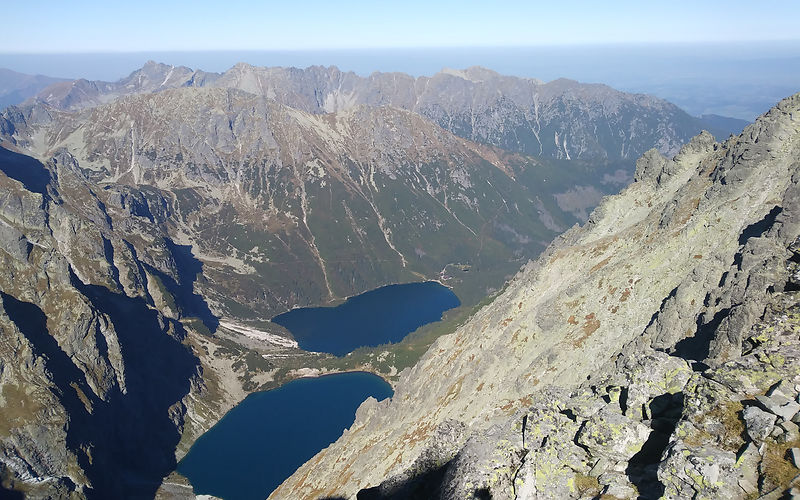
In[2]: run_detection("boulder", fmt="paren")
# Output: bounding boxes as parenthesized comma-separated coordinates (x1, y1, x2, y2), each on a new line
(790, 447, 800, 469)
(743, 406, 777, 443)
(576, 408, 650, 462)
(755, 394, 800, 420)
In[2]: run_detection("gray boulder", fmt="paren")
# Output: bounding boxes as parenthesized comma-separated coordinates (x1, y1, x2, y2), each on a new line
(743, 406, 777, 443)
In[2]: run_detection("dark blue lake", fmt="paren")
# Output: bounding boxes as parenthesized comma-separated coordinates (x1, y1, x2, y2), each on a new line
(272, 281, 460, 356)
(177, 372, 392, 500)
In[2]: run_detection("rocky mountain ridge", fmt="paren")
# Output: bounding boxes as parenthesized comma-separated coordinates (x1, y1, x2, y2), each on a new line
(0, 144, 206, 498)
(25, 61, 707, 161)
(273, 94, 800, 499)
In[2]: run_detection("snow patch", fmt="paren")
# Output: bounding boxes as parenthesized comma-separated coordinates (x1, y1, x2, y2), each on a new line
(219, 320, 299, 348)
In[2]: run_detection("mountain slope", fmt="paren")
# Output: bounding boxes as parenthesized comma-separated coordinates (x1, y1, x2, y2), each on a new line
(2, 86, 629, 317)
(0, 69, 68, 110)
(273, 94, 800, 499)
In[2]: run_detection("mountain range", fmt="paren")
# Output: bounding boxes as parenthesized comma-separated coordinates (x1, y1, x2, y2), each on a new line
(0, 60, 791, 499)
(0, 69, 67, 111)
(1, 60, 720, 319)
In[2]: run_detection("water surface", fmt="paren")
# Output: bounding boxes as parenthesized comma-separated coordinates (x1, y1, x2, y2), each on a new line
(272, 281, 460, 356)
(178, 371, 392, 500)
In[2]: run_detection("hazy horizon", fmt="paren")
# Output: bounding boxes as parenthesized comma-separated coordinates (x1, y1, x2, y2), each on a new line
(2, 41, 799, 121)
(4, 1, 799, 121)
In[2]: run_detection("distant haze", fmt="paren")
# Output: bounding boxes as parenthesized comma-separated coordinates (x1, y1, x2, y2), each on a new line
(2, 1, 798, 52)
(1, 42, 798, 120)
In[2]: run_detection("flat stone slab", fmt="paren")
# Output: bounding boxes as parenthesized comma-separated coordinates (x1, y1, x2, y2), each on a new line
(755, 395, 800, 420)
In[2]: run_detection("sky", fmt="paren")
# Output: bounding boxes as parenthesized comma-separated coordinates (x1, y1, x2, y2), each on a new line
(3, 0, 799, 53)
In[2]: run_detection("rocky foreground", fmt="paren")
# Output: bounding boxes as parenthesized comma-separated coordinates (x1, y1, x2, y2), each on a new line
(274, 94, 800, 499)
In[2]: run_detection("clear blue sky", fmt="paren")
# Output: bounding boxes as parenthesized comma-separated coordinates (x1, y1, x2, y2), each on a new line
(3, 0, 798, 52)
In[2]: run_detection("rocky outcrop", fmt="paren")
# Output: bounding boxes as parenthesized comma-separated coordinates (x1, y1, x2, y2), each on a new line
(274, 94, 800, 499)
(0, 142, 213, 498)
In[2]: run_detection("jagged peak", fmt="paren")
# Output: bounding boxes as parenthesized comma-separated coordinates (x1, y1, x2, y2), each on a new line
(674, 130, 717, 161)
(633, 148, 670, 184)
(229, 61, 256, 72)
(438, 66, 500, 82)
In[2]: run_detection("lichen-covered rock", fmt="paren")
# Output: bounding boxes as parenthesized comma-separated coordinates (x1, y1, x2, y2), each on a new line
(756, 394, 800, 420)
(576, 408, 651, 462)
(659, 441, 739, 499)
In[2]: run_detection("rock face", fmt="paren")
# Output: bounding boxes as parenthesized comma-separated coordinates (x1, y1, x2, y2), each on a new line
(274, 94, 800, 499)
(0, 146, 207, 497)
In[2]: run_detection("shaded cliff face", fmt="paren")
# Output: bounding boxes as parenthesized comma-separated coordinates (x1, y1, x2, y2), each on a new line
(26, 62, 705, 161)
(0, 147, 204, 497)
(273, 95, 800, 499)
